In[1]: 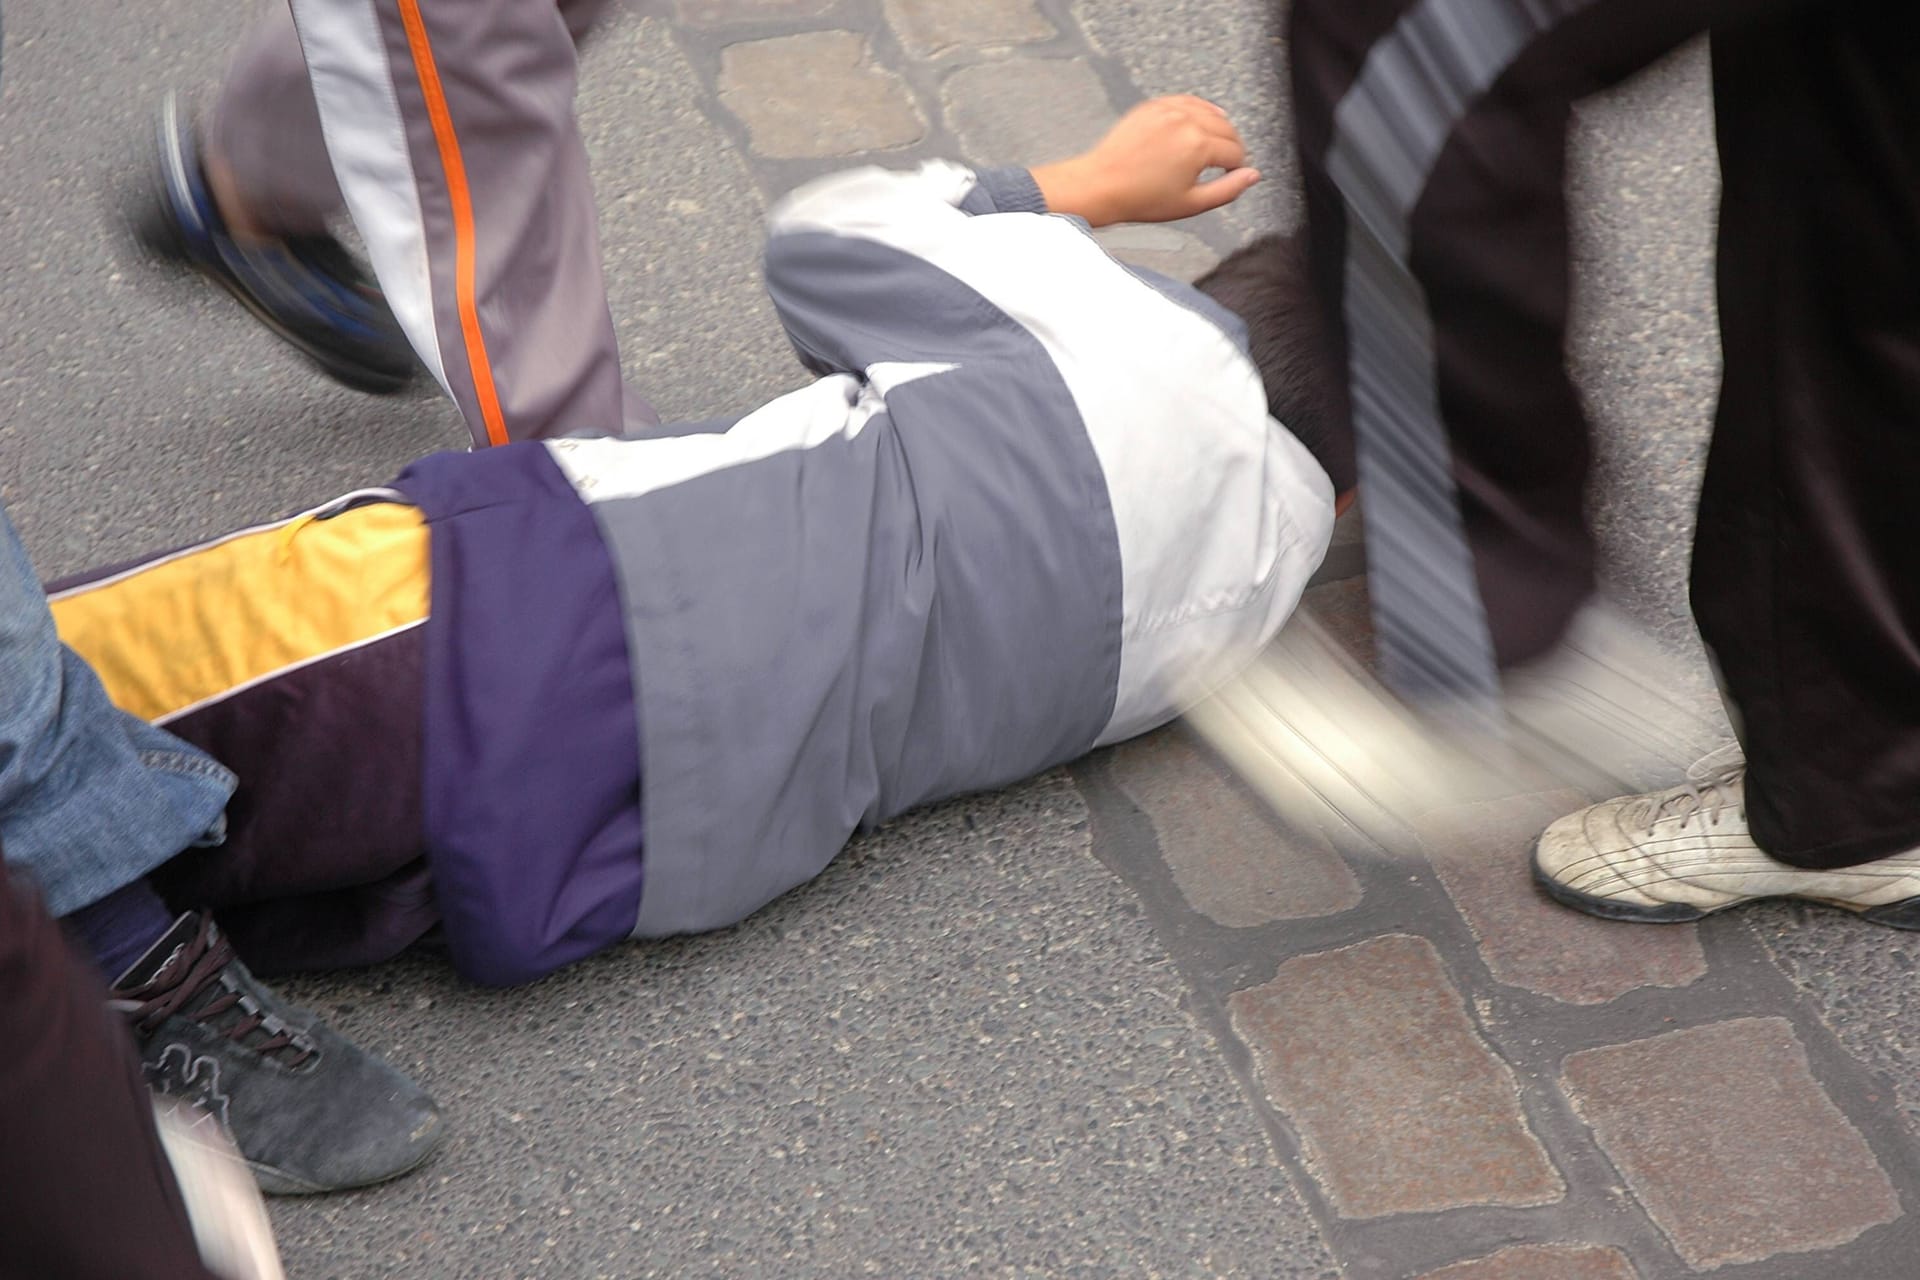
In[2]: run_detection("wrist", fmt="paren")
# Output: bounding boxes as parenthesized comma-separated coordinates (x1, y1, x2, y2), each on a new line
(1031, 157, 1119, 227)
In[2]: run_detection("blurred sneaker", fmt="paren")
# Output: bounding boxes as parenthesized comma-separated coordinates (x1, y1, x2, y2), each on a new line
(1533, 752, 1920, 926)
(1501, 604, 1727, 798)
(1189, 612, 1493, 854)
(152, 1100, 286, 1280)
(133, 92, 415, 395)
(112, 911, 444, 1195)
(1189, 601, 1727, 856)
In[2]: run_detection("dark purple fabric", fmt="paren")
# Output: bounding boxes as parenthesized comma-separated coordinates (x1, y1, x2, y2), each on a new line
(396, 444, 644, 987)
(210, 861, 440, 976)
(154, 622, 437, 973)
(61, 876, 173, 982)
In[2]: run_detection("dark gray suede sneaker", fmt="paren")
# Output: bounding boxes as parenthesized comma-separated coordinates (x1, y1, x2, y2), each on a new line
(112, 912, 444, 1196)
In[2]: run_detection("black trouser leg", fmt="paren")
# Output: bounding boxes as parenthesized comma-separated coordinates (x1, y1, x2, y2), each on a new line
(1288, 0, 1801, 685)
(0, 865, 217, 1280)
(1695, 3, 1920, 867)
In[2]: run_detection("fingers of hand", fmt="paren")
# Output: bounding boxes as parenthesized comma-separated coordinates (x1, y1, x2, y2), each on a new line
(1122, 95, 1237, 151)
(1159, 102, 1245, 173)
(1197, 128, 1248, 174)
(1182, 166, 1260, 215)
(1091, 96, 1254, 222)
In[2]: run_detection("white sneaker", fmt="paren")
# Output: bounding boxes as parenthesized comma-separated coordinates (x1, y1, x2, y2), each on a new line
(1188, 614, 1502, 856)
(1533, 754, 1920, 926)
(1502, 603, 1730, 797)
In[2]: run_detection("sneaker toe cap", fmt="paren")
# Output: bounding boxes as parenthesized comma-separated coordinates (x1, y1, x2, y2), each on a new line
(1533, 802, 1617, 886)
(250, 1079, 444, 1196)
(238, 1016, 447, 1195)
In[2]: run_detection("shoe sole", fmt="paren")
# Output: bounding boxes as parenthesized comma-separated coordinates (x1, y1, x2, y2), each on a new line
(198, 257, 416, 397)
(1530, 847, 1920, 930)
(137, 97, 414, 398)
(248, 1112, 444, 1197)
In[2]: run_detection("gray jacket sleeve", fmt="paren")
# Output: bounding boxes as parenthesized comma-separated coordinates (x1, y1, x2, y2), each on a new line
(761, 160, 1053, 377)
(958, 166, 1049, 217)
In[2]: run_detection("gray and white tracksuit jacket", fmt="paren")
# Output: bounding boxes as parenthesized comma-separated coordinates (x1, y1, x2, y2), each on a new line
(401, 161, 1334, 977)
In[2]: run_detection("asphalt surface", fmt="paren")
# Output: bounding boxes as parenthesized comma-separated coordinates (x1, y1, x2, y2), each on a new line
(4, 3, 1908, 1277)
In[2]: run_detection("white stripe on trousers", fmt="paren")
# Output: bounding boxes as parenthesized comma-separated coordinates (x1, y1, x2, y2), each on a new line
(286, 0, 450, 394)
(1325, 0, 1591, 716)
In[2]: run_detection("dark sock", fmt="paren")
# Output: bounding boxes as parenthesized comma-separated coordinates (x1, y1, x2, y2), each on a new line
(62, 879, 175, 985)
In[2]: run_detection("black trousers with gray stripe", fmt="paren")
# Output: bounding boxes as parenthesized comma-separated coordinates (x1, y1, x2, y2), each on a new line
(1292, 0, 1920, 867)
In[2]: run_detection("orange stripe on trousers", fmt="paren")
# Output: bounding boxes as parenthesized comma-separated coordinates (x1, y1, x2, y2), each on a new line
(395, 0, 511, 447)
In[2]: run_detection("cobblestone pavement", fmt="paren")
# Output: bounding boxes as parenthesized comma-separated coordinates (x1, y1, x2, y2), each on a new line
(4, 0, 1919, 1276)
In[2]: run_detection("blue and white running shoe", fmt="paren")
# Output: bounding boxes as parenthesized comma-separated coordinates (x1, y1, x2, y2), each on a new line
(134, 93, 416, 395)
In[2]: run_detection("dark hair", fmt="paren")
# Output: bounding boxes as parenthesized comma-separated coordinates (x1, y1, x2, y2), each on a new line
(1194, 232, 1356, 494)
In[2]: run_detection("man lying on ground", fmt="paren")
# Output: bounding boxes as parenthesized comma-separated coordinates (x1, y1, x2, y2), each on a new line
(47, 98, 1352, 1040)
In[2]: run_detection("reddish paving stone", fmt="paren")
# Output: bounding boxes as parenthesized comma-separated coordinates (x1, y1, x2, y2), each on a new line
(1418, 1245, 1638, 1280)
(1418, 791, 1707, 1005)
(675, 0, 835, 25)
(1108, 730, 1361, 927)
(885, 0, 1055, 55)
(1563, 1018, 1900, 1270)
(718, 32, 925, 158)
(1230, 934, 1562, 1219)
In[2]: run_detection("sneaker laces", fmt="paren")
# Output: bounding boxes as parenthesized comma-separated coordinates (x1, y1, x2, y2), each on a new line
(1629, 754, 1746, 835)
(111, 916, 316, 1069)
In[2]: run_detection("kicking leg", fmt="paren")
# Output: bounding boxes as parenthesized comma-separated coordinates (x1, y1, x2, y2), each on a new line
(285, 0, 628, 443)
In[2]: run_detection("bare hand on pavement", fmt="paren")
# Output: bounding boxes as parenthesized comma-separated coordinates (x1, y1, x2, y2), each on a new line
(1032, 96, 1259, 228)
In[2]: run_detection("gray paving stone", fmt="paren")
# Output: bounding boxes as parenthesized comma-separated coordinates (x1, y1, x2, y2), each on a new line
(578, 15, 799, 426)
(943, 57, 1116, 167)
(1231, 934, 1563, 1219)
(719, 31, 926, 159)
(1329, 503, 1366, 549)
(1107, 728, 1361, 927)
(674, 0, 835, 27)
(1418, 790, 1708, 1006)
(1418, 1244, 1638, 1280)
(1301, 577, 1374, 671)
(1754, 907, 1920, 1139)
(1563, 1017, 1901, 1271)
(1093, 223, 1219, 281)
(885, 0, 1056, 57)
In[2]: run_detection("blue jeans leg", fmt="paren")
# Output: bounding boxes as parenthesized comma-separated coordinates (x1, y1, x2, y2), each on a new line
(0, 503, 234, 915)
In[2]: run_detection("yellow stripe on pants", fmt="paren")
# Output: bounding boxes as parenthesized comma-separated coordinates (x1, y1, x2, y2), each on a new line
(49, 502, 430, 725)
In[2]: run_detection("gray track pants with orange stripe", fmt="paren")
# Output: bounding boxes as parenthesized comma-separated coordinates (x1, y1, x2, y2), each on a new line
(211, 0, 652, 447)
